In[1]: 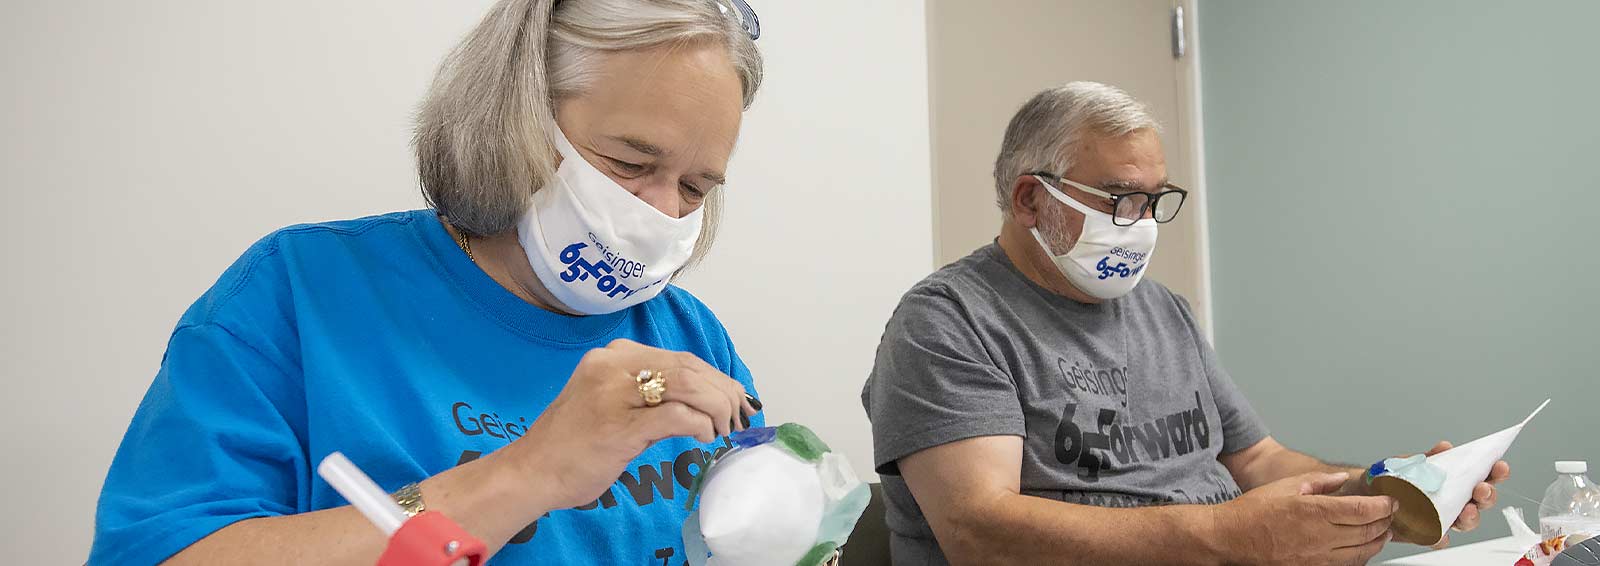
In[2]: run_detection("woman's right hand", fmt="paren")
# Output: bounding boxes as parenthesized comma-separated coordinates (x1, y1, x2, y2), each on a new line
(503, 338, 760, 511)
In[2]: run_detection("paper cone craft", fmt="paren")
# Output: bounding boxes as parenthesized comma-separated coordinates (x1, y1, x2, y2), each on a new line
(682, 423, 871, 566)
(1368, 399, 1551, 545)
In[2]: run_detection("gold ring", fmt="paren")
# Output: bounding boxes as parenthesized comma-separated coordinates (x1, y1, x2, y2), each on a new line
(635, 369, 667, 407)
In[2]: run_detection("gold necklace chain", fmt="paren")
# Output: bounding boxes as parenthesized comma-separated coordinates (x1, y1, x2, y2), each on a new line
(453, 225, 474, 262)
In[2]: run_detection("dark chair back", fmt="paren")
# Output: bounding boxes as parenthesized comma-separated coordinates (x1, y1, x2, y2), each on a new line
(838, 482, 891, 566)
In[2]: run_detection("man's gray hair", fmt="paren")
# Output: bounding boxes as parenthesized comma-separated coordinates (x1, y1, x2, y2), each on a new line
(992, 81, 1159, 213)
(415, 0, 762, 266)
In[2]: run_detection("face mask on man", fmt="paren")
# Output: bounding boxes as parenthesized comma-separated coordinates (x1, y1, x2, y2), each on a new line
(516, 128, 704, 315)
(1028, 175, 1158, 300)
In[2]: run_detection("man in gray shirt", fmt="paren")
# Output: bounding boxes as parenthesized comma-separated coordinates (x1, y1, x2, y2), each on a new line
(861, 82, 1508, 565)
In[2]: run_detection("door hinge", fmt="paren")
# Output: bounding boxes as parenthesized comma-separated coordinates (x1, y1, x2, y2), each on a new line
(1171, 5, 1187, 59)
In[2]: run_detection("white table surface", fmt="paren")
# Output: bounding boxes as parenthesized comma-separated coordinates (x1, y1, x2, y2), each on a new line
(1382, 536, 1530, 566)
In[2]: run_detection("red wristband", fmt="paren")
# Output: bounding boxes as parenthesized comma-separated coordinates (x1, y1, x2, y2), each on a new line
(376, 511, 487, 566)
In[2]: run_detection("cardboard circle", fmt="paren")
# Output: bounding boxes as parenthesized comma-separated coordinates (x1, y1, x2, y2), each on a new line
(1369, 475, 1442, 546)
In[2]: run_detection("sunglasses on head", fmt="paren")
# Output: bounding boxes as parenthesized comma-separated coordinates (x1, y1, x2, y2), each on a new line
(720, 0, 761, 40)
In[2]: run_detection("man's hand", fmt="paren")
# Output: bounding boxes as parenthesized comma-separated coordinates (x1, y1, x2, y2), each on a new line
(1420, 440, 1511, 548)
(1343, 441, 1512, 548)
(1214, 472, 1397, 566)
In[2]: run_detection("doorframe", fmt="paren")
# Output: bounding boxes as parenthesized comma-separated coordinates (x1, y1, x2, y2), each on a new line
(1177, 0, 1216, 343)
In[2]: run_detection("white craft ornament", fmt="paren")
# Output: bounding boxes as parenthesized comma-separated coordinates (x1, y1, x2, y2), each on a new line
(698, 444, 823, 565)
(683, 424, 870, 566)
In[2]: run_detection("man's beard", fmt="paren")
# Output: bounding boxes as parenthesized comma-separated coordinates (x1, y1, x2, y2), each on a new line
(1035, 199, 1077, 255)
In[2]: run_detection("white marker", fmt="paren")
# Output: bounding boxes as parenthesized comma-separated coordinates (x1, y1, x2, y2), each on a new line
(317, 451, 408, 536)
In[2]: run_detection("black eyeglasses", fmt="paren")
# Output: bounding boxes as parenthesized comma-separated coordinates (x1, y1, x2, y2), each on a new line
(1031, 172, 1188, 227)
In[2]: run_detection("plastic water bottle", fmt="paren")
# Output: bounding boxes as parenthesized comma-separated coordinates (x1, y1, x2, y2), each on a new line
(1538, 461, 1600, 538)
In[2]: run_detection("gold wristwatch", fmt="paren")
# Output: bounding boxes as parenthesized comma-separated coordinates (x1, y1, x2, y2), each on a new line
(393, 482, 426, 517)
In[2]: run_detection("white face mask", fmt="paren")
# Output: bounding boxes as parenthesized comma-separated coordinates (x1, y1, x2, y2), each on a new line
(516, 128, 704, 314)
(1028, 175, 1158, 300)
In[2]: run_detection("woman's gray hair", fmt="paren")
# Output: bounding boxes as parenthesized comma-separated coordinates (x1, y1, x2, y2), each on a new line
(992, 81, 1159, 213)
(415, 0, 763, 266)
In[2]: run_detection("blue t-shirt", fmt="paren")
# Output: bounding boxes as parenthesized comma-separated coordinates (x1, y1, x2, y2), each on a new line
(90, 210, 762, 565)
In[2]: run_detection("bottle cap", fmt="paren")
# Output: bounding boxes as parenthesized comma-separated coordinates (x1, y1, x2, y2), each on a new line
(1555, 461, 1588, 474)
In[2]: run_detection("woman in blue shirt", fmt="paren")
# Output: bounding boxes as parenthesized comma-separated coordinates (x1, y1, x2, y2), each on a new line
(90, 1, 769, 564)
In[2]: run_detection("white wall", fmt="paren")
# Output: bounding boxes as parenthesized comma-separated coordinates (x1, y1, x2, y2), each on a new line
(674, 0, 932, 486)
(0, 1, 930, 561)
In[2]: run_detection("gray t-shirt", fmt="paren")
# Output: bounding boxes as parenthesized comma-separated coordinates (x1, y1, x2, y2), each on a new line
(860, 243, 1269, 565)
